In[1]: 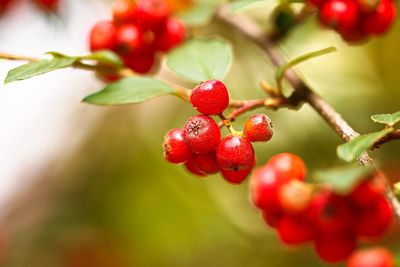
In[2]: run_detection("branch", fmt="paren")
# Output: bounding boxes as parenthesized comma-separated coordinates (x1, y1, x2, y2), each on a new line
(215, 5, 400, 216)
(373, 129, 400, 149)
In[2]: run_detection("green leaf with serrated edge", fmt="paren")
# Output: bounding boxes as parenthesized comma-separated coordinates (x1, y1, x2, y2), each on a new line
(337, 128, 394, 163)
(230, 0, 267, 10)
(82, 77, 176, 106)
(275, 47, 337, 90)
(167, 38, 232, 82)
(5, 57, 77, 83)
(371, 111, 400, 127)
(314, 166, 373, 195)
(81, 50, 123, 67)
(177, 0, 223, 26)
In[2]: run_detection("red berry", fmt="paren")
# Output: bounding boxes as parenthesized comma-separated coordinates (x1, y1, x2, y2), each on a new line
(123, 51, 156, 74)
(193, 152, 220, 174)
(340, 28, 369, 43)
(89, 21, 118, 52)
(350, 179, 385, 208)
(306, 192, 355, 234)
(184, 159, 206, 176)
(182, 115, 221, 154)
(277, 215, 313, 245)
(278, 180, 312, 214)
(267, 153, 307, 181)
(362, 0, 396, 35)
(250, 165, 287, 210)
(162, 128, 192, 164)
(190, 80, 230, 116)
(356, 194, 393, 238)
(221, 156, 255, 184)
(216, 135, 254, 171)
(262, 209, 283, 228)
(35, 0, 59, 11)
(308, 0, 328, 7)
(113, 0, 137, 24)
(347, 247, 395, 267)
(135, 0, 170, 30)
(116, 24, 144, 53)
(0, 0, 12, 13)
(319, 0, 359, 32)
(243, 114, 273, 142)
(314, 233, 357, 263)
(155, 18, 186, 52)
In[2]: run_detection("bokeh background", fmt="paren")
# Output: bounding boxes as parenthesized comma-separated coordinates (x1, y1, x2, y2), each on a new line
(0, 0, 399, 266)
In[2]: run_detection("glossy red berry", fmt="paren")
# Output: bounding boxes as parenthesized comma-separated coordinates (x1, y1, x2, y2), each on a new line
(183, 115, 221, 154)
(113, 0, 137, 24)
(155, 18, 186, 52)
(221, 156, 255, 184)
(340, 28, 369, 43)
(362, 0, 396, 35)
(89, 21, 118, 52)
(193, 152, 220, 174)
(243, 114, 273, 142)
(216, 135, 254, 171)
(135, 0, 170, 30)
(319, 0, 359, 32)
(162, 128, 192, 164)
(347, 247, 395, 267)
(356, 194, 393, 238)
(278, 180, 312, 214)
(277, 215, 313, 245)
(267, 153, 307, 181)
(314, 233, 357, 263)
(116, 24, 144, 53)
(190, 80, 230, 116)
(123, 51, 156, 74)
(184, 159, 206, 176)
(250, 165, 287, 210)
(262, 209, 283, 228)
(306, 192, 355, 234)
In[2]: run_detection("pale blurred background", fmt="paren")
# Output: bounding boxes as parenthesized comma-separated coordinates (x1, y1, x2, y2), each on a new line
(0, 0, 399, 266)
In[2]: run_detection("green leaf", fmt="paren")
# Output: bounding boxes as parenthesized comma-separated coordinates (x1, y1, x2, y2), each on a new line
(337, 128, 394, 163)
(82, 77, 176, 106)
(178, 0, 223, 26)
(314, 165, 373, 195)
(167, 38, 232, 82)
(5, 57, 78, 83)
(371, 111, 400, 127)
(276, 47, 337, 90)
(81, 50, 123, 67)
(230, 0, 267, 10)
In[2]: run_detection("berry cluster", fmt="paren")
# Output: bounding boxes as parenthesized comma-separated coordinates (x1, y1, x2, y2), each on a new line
(347, 247, 394, 267)
(89, 0, 185, 74)
(309, 0, 397, 42)
(162, 80, 274, 184)
(250, 154, 393, 263)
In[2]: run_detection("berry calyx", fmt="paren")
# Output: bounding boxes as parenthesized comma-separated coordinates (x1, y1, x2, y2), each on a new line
(162, 128, 192, 164)
(347, 247, 395, 267)
(112, 0, 137, 24)
(268, 153, 307, 181)
(193, 152, 220, 174)
(221, 156, 256, 184)
(190, 80, 230, 116)
(89, 21, 118, 52)
(243, 114, 273, 142)
(319, 0, 359, 32)
(183, 115, 221, 154)
(216, 135, 254, 171)
(155, 18, 186, 52)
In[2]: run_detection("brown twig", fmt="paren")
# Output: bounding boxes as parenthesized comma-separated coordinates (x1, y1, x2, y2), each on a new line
(215, 5, 400, 215)
(373, 129, 400, 149)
